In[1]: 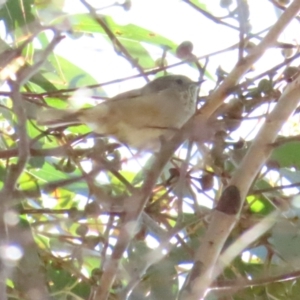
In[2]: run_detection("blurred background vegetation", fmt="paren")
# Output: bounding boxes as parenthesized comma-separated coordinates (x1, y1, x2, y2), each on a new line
(1, 0, 300, 299)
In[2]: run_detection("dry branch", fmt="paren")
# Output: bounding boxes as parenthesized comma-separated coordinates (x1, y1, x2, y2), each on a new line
(179, 1, 300, 299)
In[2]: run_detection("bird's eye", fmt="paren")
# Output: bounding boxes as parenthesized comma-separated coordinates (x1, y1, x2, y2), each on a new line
(176, 79, 183, 85)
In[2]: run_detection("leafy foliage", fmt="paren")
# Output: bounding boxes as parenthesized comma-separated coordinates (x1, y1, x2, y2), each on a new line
(0, 0, 300, 299)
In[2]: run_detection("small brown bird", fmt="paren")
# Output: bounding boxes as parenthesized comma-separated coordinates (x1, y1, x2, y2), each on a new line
(37, 75, 199, 150)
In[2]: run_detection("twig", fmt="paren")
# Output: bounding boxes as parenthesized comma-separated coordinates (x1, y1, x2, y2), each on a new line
(90, 123, 191, 299)
(80, 0, 148, 81)
(179, 1, 300, 299)
(0, 30, 63, 300)
(197, 0, 300, 120)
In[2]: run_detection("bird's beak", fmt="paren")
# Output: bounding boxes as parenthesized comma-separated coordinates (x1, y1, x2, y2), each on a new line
(190, 79, 204, 91)
(194, 79, 205, 86)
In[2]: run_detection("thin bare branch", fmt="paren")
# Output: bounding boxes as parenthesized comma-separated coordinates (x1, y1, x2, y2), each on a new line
(0, 31, 63, 300)
(197, 0, 300, 120)
(179, 1, 300, 299)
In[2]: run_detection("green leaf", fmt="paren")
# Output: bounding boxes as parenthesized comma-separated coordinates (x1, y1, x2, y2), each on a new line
(121, 39, 155, 69)
(45, 53, 104, 94)
(28, 161, 81, 182)
(271, 141, 300, 168)
(54, 14, 177, 49)
(47, 266, 90, 296)
(0, 0, 36, 34)
(270, 218, 300, 269)
(28, 71, 59, 92)
(246, 194, 274, 214)
(146, 258, 178, 299)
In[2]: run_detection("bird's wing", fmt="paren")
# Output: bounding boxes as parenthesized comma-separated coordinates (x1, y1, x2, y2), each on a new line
(79, 88, 182, 133)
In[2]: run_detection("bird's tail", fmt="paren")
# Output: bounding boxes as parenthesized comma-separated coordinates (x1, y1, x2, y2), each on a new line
(37, 108, 81, 128)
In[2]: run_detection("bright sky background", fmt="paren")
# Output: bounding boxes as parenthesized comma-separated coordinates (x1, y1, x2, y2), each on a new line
(0, 0, 298, 288)
(53, 0, 294, 97)
(35, 0, 299, 207)
(45, 0, 299, 148)
(28, 0, 300, 211)
(25, 0, 300, 284)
